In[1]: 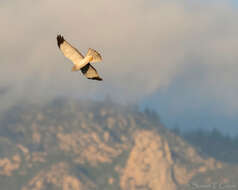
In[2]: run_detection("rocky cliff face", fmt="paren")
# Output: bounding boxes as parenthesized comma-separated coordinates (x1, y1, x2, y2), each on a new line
(0, 99, 237, 190)
(120, 130, 176, 190)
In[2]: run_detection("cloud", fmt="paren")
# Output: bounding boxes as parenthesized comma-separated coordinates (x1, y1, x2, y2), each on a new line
(0, 0, 238, 114)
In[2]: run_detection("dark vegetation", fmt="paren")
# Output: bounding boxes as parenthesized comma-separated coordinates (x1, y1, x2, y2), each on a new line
(172, 127, 238, 163)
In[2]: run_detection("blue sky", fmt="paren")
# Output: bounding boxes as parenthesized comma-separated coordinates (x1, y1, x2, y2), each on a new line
(140, 62, 238, 135)
(141, 72, 238, 135)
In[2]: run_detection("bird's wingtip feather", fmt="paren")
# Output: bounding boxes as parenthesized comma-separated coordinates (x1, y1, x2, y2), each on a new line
(90, 77, 103, 81)
(56, 34, 65, 48)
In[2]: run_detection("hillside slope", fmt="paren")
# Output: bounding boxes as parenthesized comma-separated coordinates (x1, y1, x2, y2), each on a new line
(0, 99, 237, 190)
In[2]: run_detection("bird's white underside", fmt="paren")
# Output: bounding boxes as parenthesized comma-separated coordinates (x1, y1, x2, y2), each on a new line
(60, 40, 102, 70)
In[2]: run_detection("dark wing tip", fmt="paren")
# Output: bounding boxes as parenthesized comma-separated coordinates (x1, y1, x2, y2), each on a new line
(57, 34, 65, 48)
(89, 77, 103, 81)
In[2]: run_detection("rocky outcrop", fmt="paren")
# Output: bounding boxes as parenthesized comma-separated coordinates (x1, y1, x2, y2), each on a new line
(0, 154, 21, 176)
(120, 130, 176, 190)
(22, 162, 84, 190)
(57, 131, 124, 166)
(120, 130, 225, 190)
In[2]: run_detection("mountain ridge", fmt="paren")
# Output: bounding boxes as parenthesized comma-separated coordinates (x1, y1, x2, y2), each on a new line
(0, 98, 237, 190)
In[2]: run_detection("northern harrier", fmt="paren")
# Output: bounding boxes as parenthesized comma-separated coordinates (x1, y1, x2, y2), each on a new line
(57, 35, 103, 81)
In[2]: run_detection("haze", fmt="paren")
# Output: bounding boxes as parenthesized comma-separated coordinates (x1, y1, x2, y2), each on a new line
(0, 0, 237, 134)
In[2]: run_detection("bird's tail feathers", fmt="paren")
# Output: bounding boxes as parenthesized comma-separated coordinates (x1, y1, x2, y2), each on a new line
(86, 48, 102, 63)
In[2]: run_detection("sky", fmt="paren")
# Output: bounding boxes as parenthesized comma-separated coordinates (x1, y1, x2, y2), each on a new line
(141, 63, 238, 135)
(0, 0, 237, 135)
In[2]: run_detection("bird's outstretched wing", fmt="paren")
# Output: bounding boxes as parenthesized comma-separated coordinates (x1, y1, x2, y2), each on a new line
(81, 63, 103, 81)
(57, 35, 84, 65)
(86, 48, 102, 63)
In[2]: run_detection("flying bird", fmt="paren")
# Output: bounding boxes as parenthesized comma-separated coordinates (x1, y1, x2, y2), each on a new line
(57, 34, 103, 81)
